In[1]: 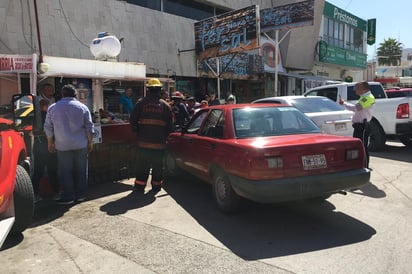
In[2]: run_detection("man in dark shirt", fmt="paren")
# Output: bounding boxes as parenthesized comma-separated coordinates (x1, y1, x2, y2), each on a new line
(130, 78, 174, 192)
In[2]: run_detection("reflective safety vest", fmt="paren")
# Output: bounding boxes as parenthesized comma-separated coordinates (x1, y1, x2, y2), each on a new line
(358, 92, 375, 109)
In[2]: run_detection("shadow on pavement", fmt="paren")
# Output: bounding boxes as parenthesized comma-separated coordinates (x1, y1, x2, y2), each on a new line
(163, 177, 376, 260)
(349, 182, 386, 199)
(370, 142, 412, 163)
(1, 233, 24, 251)
(31, 180, 133, 227)
(100, 189, 157, 215)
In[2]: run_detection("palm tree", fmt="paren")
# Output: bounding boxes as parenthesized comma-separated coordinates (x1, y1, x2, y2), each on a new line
(376, 38, 403, 66)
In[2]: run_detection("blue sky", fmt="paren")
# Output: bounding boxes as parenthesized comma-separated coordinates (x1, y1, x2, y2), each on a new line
(326, 0, 411, 59)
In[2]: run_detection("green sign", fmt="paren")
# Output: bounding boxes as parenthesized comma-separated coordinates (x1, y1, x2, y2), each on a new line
(367, 19, 376, 45)
(319, 43, 367, 68)
(324, 2, 367, 31)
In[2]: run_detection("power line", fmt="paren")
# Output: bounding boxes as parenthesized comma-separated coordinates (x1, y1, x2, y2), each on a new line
(58, 0, 89, 48)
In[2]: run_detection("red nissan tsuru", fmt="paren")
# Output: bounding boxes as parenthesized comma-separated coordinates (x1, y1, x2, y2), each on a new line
(165, 103, 370, 213)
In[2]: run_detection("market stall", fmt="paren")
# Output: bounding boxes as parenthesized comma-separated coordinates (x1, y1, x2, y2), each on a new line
(38, 55, 149, 184)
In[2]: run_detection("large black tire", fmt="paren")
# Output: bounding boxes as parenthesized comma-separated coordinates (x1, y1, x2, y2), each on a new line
(164, 150, 182, 178)
(10, 165, 34, 235)
(212, 169, 240, 213)
(368, 120, 386, 152)
(398, 135, 412, 147)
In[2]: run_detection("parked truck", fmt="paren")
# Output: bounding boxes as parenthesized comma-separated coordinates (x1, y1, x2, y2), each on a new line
(0, 94, 40, 248)
(305, 82, 412, 151)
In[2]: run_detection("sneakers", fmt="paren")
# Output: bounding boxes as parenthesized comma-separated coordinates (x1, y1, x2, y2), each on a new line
(56, 198, 75, 205)
(151, 186, 162, 193)
(133, 184, 145, 193)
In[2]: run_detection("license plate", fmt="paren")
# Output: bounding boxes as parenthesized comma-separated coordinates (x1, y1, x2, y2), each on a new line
(302, 154, 327, 170)
(335, 122, 347, 131)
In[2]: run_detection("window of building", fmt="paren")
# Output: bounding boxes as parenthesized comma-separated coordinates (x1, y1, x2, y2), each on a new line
(323, 17, 344, 48)
(323, 16, 364, 53)
(126, 0, 161, 10)
(126, 0, 229, 20)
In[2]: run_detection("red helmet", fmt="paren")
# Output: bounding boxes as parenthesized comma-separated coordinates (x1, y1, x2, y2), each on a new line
(171, 91, 184, 99)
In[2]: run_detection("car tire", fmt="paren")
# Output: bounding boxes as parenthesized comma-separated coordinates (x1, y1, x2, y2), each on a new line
(10, 165, 34, 235)
(212, 170, 240, 213)
(164, 150, 182, 178)
(398, 135, 412, 147)
(368, 120, 386, 152)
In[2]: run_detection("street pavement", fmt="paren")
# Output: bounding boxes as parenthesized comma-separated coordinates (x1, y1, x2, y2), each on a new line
(1, 141, 411, 274)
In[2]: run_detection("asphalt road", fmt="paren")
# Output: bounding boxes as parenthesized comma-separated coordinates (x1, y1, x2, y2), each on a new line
(1, 141, 411, 274)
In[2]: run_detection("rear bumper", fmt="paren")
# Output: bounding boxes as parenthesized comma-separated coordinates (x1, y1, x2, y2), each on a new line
(396, 121, 412, 135)
(228, 168, 371, 203)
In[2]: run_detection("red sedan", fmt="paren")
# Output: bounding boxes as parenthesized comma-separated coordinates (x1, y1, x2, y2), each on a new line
(165, 104, 370, 213)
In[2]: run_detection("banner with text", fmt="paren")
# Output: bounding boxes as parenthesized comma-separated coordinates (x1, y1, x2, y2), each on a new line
(194, 5, 259, 60)
(260, 0, 314, 32)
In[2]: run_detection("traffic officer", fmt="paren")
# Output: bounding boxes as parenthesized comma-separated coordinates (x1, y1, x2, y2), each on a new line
(130, 78, 174, 192)
(339, 81, 375, 169)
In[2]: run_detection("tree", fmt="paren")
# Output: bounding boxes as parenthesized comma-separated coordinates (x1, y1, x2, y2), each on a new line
(377, 38, 403, 66)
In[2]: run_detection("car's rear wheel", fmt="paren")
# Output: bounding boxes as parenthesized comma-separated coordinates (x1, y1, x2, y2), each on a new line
(164, 150, 182, 178)
(11, 165, 34, 235)
(398, 135, 412, 147)
(212, 170, 240, 213)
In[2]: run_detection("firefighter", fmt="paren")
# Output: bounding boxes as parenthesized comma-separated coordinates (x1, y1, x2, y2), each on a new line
(130, 78, 174, 192)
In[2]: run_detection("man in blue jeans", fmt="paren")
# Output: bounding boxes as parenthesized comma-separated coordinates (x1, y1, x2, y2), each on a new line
(44, 84, 94, 204)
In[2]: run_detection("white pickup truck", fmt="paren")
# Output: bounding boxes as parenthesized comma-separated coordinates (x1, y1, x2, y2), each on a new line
(305, 82, 412, 151)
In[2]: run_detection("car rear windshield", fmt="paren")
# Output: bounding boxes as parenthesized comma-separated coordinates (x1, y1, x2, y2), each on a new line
(292, 97, 345, 113)
(386, 89, 412, 98)
(233, 106, 320, 138)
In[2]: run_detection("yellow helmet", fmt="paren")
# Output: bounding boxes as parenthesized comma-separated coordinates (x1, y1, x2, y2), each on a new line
(147, 78, 162, 88)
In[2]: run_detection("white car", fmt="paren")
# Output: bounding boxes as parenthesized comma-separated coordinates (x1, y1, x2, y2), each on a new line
(252, 96, 354, 136)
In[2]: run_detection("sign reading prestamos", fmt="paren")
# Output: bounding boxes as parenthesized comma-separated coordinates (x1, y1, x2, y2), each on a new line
(194, 5, 259, 60)
(260, 0, 314, 32)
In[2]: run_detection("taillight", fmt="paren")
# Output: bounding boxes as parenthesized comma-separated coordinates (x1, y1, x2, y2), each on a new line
(397, 103, 410, 119)
(249, 155, 284, 179)
(346, 149, 360, 160)
(266, 156, 283, 168)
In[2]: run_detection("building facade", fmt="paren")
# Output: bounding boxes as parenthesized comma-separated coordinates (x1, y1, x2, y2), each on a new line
(0, 0, 370, 103)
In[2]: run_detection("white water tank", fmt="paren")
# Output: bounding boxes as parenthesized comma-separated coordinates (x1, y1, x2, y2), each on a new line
(90, 32, 121, 60)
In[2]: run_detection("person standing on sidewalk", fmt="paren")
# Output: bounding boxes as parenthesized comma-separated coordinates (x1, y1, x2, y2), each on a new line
(339, 81, 375, 169)
(44, 84, 94, 204)
(130, 78, 173, 193)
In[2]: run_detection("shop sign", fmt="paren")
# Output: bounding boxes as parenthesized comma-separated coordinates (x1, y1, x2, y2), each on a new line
(367, 19, 376, 45)
(194, 5, 259, 60)
(323, 2, 366, 31)
(319, 43, 367, 68)
(260, 0, 314, 32)
(197, 52, 263, 80)
(0, 54, 35, 73)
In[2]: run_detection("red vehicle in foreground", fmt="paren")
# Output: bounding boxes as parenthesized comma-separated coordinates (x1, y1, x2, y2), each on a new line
(165, 104, 371, 213)
(0, 94, 39, 248)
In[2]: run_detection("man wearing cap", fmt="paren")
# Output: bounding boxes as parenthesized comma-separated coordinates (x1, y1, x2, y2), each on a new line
(130, 78, 174, 193)
(171, 91, 190, 128)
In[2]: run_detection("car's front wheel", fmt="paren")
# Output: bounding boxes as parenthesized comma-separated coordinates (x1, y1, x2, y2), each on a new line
(212, 170, 240, 213)
(11, 165, 34, 235)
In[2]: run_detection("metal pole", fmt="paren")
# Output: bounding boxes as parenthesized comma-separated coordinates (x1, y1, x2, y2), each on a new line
(216, 57, 220, 100)
(274, 30, 279, 96)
